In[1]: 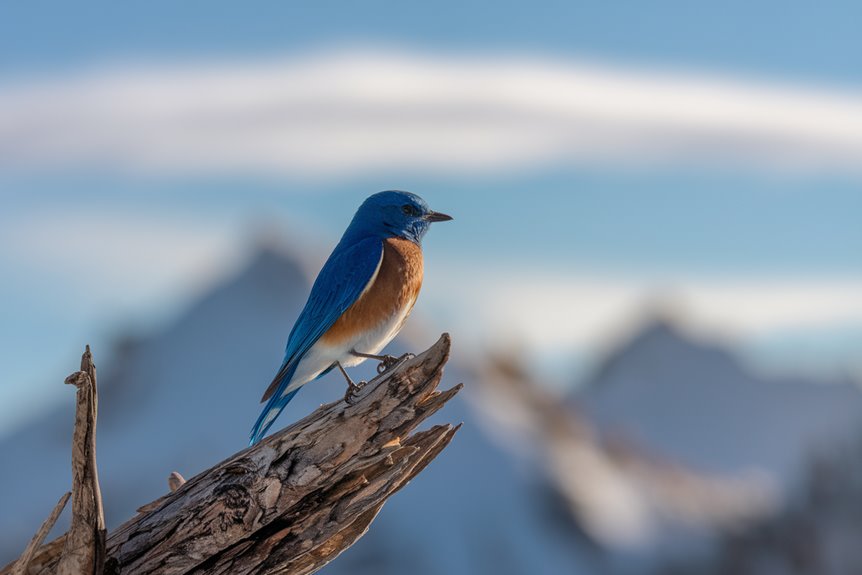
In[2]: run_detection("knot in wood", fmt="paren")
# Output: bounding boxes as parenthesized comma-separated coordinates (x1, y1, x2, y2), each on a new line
(213, 484, 252, 532)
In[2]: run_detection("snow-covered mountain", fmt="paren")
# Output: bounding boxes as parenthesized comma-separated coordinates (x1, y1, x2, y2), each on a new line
(0, 243, 594, 574)
(576, 319, 862, 501)
(478, 348, 772, 570)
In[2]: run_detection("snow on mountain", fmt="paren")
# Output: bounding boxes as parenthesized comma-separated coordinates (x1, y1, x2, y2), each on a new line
(0, 242, 594, 574)
(477, 349, 772, 568)
(576, 318, 862, 499)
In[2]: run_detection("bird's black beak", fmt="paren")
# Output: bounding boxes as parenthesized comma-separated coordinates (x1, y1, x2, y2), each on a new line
(424, 211, 454, 222)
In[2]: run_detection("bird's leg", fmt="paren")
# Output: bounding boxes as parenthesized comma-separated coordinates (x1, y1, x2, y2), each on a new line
(336, 361, 366, 405)
(351, 350, 415, 374)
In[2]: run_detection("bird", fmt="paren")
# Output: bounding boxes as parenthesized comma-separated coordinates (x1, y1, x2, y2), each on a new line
(249, 191, 452, 446)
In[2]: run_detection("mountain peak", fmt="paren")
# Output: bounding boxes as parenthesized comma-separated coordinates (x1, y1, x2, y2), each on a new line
(576, 315, 862, 486)
(588, 315, 745, 391)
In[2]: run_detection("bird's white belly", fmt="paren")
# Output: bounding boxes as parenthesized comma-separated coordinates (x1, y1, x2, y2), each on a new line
(286, 300, 414, 392)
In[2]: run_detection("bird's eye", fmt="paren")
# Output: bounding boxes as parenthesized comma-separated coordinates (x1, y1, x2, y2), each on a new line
(402, 204, 417, 216)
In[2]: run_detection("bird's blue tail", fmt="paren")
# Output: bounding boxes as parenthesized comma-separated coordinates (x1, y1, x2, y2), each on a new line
(249, 385, 301, 446)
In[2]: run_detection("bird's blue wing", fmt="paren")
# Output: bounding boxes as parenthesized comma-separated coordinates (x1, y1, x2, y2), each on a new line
(282, 236, 384, 376)
(249, 236, 383, 445)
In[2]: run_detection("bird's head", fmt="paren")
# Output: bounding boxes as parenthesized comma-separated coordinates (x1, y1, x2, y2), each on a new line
(349, 190, 452, 244)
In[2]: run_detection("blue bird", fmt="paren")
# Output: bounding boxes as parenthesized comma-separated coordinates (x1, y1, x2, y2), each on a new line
(249, 191, 452, 445)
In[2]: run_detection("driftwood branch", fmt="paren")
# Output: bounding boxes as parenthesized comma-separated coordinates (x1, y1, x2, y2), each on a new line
(167, 472, 186, 493)
(4, 334, 461, 575)
(9, 493, 70, 575)
(58, 346, 107, 575)
(8, 344, 107, 575)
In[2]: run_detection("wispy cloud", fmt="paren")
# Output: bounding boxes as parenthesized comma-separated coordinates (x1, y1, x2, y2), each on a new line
(431, 268, 862, 366)
(0, 209, 243, 316)
(2, 50, 862, 177)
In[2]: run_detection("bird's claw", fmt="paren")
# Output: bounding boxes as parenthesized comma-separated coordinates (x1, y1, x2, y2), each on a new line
(344, 380, 367, 405)
(376, 353, 415, 374)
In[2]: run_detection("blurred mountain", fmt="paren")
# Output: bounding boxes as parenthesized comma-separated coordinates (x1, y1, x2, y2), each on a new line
(567, 316, 862, 575)
(0, 242, 593, 574)
(576, 319, 862, 494)
(568, 321, 862, 575)
(5, 244, 860, 574)
(664, 439, 862, 575)
(478, 348, 772, 572)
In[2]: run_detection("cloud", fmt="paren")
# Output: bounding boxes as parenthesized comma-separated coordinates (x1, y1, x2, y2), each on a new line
(0, 209, 243, 315)
(430, 269, 862, 361)
(2, 50, 862, 177)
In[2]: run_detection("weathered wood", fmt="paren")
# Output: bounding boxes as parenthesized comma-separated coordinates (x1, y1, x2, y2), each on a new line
(10, 492, 70, 575)
(168, 472, 186, 492)
(3, 334, 461, 575)
(57, 346, 107, 575)
(9, 537, 66, 575)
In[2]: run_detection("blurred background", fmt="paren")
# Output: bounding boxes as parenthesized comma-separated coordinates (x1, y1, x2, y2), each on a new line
(2, 1, 862, 573)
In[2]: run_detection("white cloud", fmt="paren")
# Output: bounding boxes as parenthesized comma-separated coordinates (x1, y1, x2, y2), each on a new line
(2, 50, 862, 177)
(0, 209, 243, 316)
(430, 269, 862, 361)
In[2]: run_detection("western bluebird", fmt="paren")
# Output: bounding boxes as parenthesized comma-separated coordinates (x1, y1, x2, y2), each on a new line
(249, 191, 452, 445)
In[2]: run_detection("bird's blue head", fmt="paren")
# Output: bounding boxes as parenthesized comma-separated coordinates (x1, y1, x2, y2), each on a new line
(346, 190, 452, 244)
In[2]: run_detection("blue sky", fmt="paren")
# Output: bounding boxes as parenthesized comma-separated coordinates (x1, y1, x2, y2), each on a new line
(1, 1, 861, 435)
(2, 1, 861, 84)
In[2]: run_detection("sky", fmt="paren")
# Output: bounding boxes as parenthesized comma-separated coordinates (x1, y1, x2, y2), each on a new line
(1, 1, 861, 435)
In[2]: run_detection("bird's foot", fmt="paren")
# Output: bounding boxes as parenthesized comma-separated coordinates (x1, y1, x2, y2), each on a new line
(376, 353, 415, 374)
(344, 380, 367, 405)
(351, 349, 416, 374)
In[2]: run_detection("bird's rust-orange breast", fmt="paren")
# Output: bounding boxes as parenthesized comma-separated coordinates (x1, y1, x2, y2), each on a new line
(320, 237, 424, 346)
